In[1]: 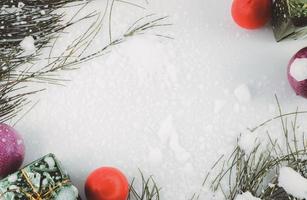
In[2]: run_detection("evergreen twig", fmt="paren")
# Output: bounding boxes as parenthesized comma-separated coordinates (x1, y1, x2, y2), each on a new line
(128, 171, 161, 200)
(200, 98, 307, 200)
(0, 0, 170, 123)
(0, 2, 168, 198)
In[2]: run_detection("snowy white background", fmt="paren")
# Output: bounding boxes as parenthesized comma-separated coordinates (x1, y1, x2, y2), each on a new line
(13, 0, 307, 199)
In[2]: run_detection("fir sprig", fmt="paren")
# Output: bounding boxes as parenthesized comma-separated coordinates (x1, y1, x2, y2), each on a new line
(0, 0, 94, 122)
(0, 0, 93, 70)
(0, 2, 168, 199)
(128, 171, 161, 200)
(200, 96, 307, 200)
(0, 0, 170, 123)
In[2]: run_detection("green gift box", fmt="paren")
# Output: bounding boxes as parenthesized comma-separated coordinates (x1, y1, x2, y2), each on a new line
(0, 154, 81, 200)
(272, 0, 307, 41)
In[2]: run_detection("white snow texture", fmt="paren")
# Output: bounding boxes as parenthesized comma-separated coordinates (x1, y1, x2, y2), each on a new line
(235, 192, 260, 200)
(290, 58, 307, 81)
(238, 133, 259, 155)
(279, 167, 307, 199)
(13, 0, 307, 200)
(20, 36, 36, 56)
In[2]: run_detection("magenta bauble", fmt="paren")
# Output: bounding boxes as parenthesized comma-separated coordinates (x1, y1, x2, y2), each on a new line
(0, 123, 25, 177)
(287, 47, 307, 98)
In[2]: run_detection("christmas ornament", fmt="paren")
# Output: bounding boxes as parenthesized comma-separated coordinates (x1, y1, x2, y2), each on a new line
(272, 0, 307, 41)
(0, 0, 168, 198)
(0, 0, 167, 199)
(0, 153, 81, 200)
(0, 123, 25, 177)
(85, 167, 129, 200)
(287, 47, 307, 98)
(231, 0, 272, 29)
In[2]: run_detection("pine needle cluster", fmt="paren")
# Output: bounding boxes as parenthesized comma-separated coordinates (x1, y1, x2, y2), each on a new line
(0, 1, 168, 199)
(203, 96, 307, 200)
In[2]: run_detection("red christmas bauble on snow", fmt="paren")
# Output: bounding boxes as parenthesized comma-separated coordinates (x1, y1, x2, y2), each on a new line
(231, 0, 272, 29)
(85, 167, 129, 200)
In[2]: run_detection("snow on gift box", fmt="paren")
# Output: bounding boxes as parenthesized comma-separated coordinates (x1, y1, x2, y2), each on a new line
(272, 0, 307, 41)
(0, 154, 80, 200)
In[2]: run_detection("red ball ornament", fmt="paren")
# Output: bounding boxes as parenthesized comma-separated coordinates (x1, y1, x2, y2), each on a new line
(231, 0, 272, 29)
(85, 167, 129, 200)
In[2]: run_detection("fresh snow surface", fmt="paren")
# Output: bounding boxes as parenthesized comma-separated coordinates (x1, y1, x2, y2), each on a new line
(20, 36, 36, 56)
(13, 0, 307, 199)
(234, 84, 251, 103)
(290, 58, 307, 81)
(235, 192, 260, 200)
(238, 133, 259, 155)
(279, 167, 307, 199)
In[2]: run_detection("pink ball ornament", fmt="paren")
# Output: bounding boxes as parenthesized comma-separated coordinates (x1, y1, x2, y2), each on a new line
(288, 47, 307, 98)
(0, 123, 25, 177)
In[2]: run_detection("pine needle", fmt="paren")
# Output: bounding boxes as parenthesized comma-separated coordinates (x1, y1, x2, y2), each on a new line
(0, 0, 171, 123)
(201, 98, 307, 200)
